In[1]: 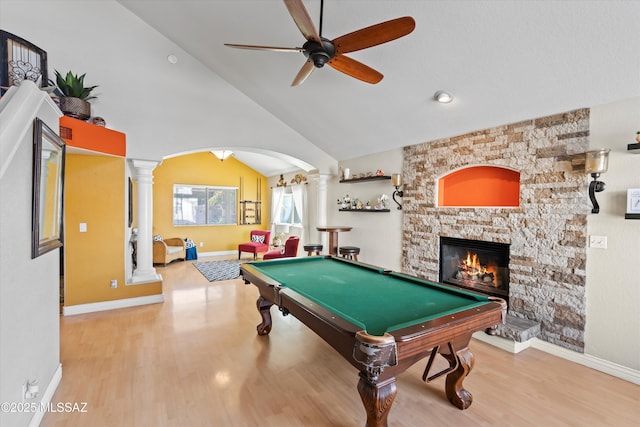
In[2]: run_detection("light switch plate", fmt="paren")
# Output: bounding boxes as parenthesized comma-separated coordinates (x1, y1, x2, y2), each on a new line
(589, 235, 607, 249)
(79, 223, 87, 232)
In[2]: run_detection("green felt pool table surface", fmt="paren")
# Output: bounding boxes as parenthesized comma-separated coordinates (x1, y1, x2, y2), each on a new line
(247, 256, 490, 336)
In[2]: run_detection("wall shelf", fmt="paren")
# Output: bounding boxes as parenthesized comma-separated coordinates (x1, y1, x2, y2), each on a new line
(627, 142, 640, 153)
(338, 174, 392, 211)
(625, 213, 640, 220)
(240, 200, 261, 225)
(339, 208, 390, 213)
(340, 175, 391, 183)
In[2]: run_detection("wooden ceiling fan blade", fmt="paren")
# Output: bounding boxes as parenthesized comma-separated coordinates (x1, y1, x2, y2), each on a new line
(224, 43, 304, 53)
(283, 0, 322, 43)
(291, 60, 316, 86)
(327, 54, 383, 84)
(332, 16, 416, 54)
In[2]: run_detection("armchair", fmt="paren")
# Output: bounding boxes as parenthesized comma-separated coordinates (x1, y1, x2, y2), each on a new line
(238, 230, 271, 260)
(263, 236, 300, 260)
(153, 237, 186, 266)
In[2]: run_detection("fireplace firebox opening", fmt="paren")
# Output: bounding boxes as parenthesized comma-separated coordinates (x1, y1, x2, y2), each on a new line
(439, 237, 510, 301)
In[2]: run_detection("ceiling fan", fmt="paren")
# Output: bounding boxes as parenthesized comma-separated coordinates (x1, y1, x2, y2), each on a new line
(224, 0, 415, 86)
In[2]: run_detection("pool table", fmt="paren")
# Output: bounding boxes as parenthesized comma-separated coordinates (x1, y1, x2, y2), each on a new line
(241, 256, 506, 427)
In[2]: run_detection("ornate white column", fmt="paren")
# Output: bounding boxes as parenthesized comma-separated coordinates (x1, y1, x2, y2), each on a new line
(130, 159, 162, 284)
(314, 173, 331, 247)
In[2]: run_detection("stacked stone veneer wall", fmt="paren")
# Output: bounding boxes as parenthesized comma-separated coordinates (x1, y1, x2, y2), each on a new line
(402, 109, 590, 352)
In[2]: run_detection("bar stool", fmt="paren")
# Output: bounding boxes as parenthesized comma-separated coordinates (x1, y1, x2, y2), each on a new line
(303, 244, 323, 256)
(339, 246, 360, 261)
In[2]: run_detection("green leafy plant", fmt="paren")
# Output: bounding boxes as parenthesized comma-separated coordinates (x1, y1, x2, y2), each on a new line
(54, 70, 98, 101)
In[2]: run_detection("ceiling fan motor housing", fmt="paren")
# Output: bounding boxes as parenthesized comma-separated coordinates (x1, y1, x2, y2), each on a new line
(303, 38, 335, 68)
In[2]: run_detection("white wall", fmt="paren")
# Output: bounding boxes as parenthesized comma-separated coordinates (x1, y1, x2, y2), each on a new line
(265, 151, 403, 271)
(265, 151, 404, 271)
(327, 149, 404, 271)
(0, 83, 61, 427)
(586, 97, 640, 370)
(0, 0, 336, 174)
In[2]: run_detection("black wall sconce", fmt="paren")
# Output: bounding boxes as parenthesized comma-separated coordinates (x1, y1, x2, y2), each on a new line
(391, 173, 403, 210)
(585, 149, 610, 214)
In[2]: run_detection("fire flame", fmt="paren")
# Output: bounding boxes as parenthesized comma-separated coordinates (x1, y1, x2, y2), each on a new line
(462, 252, 485, 276)
(456, 251, 498, 287)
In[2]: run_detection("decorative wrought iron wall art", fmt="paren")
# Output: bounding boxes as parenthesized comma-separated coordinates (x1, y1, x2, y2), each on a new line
(0, 30, 48, 95)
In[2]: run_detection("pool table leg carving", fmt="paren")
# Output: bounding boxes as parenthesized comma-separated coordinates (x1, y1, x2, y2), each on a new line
(443, 347, 475, 409)
(357, 374, 397, 427)
(256, 296, 273, 335)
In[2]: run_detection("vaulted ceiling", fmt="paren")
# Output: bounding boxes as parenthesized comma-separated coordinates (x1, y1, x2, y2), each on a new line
(117, 0, 640, 175)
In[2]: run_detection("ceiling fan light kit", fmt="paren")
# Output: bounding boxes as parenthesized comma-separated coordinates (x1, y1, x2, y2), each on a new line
(225, 0, 415, 86)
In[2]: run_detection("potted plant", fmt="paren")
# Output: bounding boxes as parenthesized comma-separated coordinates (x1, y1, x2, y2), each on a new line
(54, 70, 98, 120)
(636, 131, 640, 143)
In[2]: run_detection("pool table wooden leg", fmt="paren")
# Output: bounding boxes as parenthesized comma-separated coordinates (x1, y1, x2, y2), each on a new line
(256, 296, 273, 335)
(442, 346, 475, 410)
(357, 374, 397, 427)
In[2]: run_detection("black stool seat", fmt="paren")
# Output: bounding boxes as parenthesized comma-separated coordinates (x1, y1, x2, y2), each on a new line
(339, 246, 360, 261)
(303, 244, 323, 256)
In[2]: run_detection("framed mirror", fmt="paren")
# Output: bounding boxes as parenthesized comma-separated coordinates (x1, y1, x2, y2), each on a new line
(32, 117, 65, 258)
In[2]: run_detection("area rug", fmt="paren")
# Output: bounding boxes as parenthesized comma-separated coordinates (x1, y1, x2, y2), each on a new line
(193, 260, 245, 282)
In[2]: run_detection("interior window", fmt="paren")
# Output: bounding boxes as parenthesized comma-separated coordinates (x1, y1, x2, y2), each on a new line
(173, 184, 237, 226)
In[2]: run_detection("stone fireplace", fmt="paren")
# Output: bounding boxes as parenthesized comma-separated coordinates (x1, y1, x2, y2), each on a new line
(401, 109, 590, 352)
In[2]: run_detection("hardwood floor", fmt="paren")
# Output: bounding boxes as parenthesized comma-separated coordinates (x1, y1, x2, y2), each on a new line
(43, 257, 639, 427)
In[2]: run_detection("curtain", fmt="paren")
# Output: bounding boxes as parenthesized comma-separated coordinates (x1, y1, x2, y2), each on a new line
(291, 184, 306, 255)
(270, 186, 285, 240)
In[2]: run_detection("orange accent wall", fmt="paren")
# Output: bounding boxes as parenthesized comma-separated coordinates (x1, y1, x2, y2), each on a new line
(60, 116, 126, 156)
(438, 166, 520, 207)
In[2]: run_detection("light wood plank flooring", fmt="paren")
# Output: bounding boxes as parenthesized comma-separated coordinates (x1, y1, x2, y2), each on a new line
(43, 257, 639, 426)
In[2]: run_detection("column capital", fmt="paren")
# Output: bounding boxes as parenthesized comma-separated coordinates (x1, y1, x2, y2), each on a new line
(130, 159, 159, 169)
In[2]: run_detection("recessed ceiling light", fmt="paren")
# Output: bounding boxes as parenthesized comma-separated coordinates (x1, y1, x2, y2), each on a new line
(434, 91, 453, 103)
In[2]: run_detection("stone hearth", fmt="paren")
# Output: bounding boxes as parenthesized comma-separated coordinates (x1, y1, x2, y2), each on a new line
(401, 109, 590, 352)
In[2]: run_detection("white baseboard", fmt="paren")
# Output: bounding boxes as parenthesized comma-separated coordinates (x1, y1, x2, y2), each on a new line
(63, 294, 164, 316)
(28, 363, 62, 427)
(472, 333, 640, 385)
(197, 250, 236, 258)
(530, 338, 640, 385)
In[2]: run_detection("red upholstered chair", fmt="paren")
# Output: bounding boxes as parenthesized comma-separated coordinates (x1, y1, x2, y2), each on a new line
(238, 230, 271, 260)
(263, 236, 300, 260)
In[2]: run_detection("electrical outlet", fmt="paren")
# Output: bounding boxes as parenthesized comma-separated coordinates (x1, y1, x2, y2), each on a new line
(110, 279, 117, 288)
(589, 235, 607, 249)
(199, 242, 204, 247)
(23, 380, 38, 400)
